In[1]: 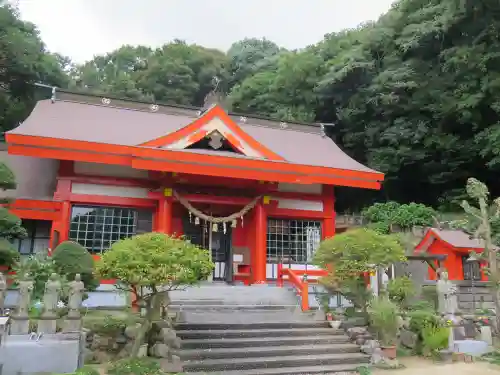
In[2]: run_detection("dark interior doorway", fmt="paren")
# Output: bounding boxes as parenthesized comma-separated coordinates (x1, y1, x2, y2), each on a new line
(183, 216, 233, 282)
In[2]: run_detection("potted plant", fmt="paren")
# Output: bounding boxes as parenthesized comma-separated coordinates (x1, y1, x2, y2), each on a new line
(368, 297, 399, 359)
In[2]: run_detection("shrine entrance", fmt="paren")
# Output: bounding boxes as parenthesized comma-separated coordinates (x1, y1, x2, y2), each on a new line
(183, 215, 233, 282)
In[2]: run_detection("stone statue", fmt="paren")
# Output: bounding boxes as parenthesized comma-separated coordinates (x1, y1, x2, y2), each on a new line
(42, 273, 61, 317)
(0, 273, 7, 314)
(67, 274, 84, 317)
(16, 278, 34, 318)
(437, 270, 458, 315)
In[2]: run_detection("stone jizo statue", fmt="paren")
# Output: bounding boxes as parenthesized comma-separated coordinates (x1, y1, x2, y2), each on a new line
(42, 273, 62, 317)
(68, 274, 85, 317)
(16, 278, 34, 318)
(437, 270, 458, 315)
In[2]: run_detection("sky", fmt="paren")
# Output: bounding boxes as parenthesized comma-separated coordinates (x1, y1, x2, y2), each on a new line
(16, 0, 395, 64)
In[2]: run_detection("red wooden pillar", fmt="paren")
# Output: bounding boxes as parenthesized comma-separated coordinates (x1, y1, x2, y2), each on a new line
(253, 200, 267, 284)
(60, 201, 71, 241)
(156, 196, 173, 235)
(322, 185, 335, 239)
(52, 177, 72, 247)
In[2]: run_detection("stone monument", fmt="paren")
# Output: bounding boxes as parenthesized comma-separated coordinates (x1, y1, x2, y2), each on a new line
(64, 274, 85, 332)
(0, 272, 7, 316)
(10, 278, 33, 334)
(39, 273, 62, 334)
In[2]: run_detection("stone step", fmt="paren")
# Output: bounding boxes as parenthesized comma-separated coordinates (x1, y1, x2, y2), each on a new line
(175, 321, 329, 330)
(186, 363, 363, 375)
(183, 352, 369, 372)
(170, 304, 297, 311)
(179, 343, 361, 360)
(181, 335, 349, 349)
(176, 327, 338, 340)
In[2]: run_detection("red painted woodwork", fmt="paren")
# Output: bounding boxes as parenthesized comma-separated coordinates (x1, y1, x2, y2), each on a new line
(253, 201, 267, 284)
(156, 197, 173, 235)
(415, 230, 487, 281)
(322, 185, 335, 239)
(139, 105, 285, 161)
(7, 134, 383, 190)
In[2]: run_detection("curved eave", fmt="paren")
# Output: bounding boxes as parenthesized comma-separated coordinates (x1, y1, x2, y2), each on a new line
(6, 134, 384, 190)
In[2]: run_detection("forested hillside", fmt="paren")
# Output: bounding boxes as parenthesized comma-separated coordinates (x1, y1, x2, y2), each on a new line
(2, 0, 500, 210)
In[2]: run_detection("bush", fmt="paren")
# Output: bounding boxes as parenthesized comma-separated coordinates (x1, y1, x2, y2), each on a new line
(363, 201, 436, 230)
(108, 358, 165, 375)
(368, 297, 399, 346)
(387, 276, 416, 309)
(422, 325, 449, 356)
(408, 309, 441, 336)
(12, 251, 59, 301)
(0, 239, 20, 268)
(52, 241, 99, 292)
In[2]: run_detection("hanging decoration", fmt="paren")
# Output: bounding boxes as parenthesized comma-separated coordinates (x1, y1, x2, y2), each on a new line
(223, 222, 227, 234)
(172, 190, 261, 228)
(189, 211, 192, 223)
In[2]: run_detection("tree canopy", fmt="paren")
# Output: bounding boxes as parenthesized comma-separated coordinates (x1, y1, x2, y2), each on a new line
(3, 0, 500, 210)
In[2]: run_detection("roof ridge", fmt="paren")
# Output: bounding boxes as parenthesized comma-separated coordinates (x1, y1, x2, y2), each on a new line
(53, 91, 323, 135)
(53, 88, 322, 131)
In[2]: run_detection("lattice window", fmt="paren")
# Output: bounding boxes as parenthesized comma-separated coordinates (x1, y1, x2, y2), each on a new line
(462, 255, 481, 281)
(11, 219, 51, 255)
(266, 218, 321, 264)
(69, 206, 152, 254)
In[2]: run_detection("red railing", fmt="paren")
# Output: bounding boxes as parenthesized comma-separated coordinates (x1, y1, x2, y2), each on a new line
(277, 263, 328, 311)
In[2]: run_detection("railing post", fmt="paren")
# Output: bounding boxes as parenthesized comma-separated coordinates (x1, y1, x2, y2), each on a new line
(301, 281, 309, 311)
(277, 262, 283, 287)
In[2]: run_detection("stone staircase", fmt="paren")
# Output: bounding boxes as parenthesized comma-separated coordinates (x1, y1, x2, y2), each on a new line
(170, 284, 368, 374)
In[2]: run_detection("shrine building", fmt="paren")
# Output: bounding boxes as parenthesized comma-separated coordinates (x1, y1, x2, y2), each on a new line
(2, 90, 383, 284)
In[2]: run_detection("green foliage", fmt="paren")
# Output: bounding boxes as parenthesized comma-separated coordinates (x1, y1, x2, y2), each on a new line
(422, 325, 450, 356)
(95, 232, 214, 288)
(96, 232, 213, 358)
(386, 276, 416, 309)
(313, 228, 406, 281)
(368, 297, 399, 346)
(108, 358, 165, 375)
(408, 309, 441, 337)
(58, 365, 100, 375)
(363, 202, 436, 230)
(337, 277, 373, 314)
(52, 241, 98, 292)
(1, 3, 68, 134)
(12, 252, 61, 301)
(0, 239, 19, 268)
(84, 314, 127, 336)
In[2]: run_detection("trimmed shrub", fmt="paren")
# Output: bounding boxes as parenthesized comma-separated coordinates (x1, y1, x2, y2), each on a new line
(52, 241, 99, 291)
(0, 239, 20, 268)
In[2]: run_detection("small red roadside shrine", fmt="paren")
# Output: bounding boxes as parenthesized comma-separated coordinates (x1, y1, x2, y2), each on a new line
(414, 228, 486, 281)
(3, 90, 383, 285)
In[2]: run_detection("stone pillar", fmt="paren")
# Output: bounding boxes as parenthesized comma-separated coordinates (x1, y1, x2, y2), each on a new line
(253, 201, 267, 284)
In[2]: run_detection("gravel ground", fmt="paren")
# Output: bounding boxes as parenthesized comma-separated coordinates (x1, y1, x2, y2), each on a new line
(372, 357, 500, 375)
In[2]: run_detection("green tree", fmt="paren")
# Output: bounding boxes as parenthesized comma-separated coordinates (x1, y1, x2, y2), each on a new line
(95, 232, 214, 357)
(0, 2, 68, 134)
(313, 228, 406, 313)
(459, 178, 500, 332)
(0, 161, 26, 268)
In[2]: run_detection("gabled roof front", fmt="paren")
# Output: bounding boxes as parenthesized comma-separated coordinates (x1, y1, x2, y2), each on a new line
(6, 90, 384, 189)
(415, 227, 488, 253)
